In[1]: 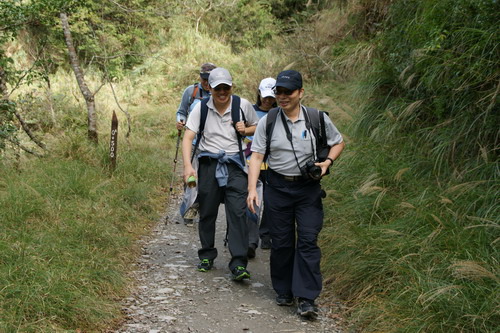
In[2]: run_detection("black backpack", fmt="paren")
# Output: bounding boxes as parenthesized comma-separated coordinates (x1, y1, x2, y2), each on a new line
(265, 107, 330, 172)
(192, 95, 246, 164)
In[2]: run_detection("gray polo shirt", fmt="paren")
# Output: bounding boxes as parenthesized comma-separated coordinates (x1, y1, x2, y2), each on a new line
(251, 106, 343, 176)
(186, 96, 259, 155)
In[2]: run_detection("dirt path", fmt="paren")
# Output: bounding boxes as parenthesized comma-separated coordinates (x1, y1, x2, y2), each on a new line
(114, 187, 345, 333)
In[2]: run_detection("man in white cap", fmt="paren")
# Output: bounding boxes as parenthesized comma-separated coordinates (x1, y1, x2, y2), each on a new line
(175, 63, 217, 225)
(182, 67, 259, 281)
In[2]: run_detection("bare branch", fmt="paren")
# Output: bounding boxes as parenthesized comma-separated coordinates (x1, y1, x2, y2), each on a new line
(13, 108, 46, 150)
(7, 62, 38, 98)
(4, 136, 43, 157)
(109, 81, 131, 138)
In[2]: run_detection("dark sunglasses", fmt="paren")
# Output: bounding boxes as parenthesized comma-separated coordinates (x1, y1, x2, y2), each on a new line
(273, 88, 296, 96)
(213, 85, 232, 92)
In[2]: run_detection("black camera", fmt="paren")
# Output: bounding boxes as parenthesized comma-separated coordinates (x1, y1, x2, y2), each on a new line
(300, 160, 322, 180)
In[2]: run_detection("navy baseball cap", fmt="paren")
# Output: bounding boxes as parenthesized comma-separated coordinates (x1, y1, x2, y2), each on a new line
(275, 70, 302, 90)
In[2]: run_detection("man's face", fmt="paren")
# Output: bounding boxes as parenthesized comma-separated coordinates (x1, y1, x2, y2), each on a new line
(210, 84, 232, 106)
(274, 87, 303, 112)
(200, 76, 210, 91)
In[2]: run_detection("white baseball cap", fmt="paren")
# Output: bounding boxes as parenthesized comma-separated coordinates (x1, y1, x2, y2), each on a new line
(258, 77, 276, 98)
(208, 68, 232, 88)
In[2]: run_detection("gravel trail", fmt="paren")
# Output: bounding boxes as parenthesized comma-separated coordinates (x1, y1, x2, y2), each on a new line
(114, 188, 345, 333)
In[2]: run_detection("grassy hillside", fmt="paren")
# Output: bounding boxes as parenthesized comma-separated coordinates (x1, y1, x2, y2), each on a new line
(316, 1, 499, 332)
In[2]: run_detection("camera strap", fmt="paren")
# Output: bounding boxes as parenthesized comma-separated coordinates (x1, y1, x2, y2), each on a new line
(279, 107, 315, 173)
(301, 107, 318, 161)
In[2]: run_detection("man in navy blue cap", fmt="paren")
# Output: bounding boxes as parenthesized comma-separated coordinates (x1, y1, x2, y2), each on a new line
(246, 69, 345, 319)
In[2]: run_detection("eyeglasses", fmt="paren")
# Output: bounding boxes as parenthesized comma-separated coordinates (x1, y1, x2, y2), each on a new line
(213, 85, 232, 92)
(273, 88, 296, 96)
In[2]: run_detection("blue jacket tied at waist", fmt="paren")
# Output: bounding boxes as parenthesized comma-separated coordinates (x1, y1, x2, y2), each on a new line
(198, 150, 246, 187)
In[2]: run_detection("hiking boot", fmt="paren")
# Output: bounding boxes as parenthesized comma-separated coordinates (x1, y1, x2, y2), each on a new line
(197, 259, 213, 272)
(231, 266, 250, 281)
(260, 237, 272, 250)
(297, 298, 318, 320)
(247, 244, 257, 259)
(276, 294, 294, 306)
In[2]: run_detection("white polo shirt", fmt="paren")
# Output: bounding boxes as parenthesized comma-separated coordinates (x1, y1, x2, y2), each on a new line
(186, 96, 259, 155)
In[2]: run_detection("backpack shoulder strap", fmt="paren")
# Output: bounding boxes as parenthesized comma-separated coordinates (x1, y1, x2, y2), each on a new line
(319, 110, 327, 146)
(190, 83, 200, 104)
(305, 106, 319, 132)
(191, 97, 209, 162)
(305, 107, 327, 146)
(264, 107, 280, 160)
(230, 95, 245, 164)
(231, 95, 241, 123)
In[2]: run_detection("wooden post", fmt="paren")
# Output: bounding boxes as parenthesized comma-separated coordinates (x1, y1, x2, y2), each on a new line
(109, 110, 118, 172)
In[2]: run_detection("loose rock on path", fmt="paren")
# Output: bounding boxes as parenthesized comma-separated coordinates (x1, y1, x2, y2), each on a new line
(114, 190, 344, 333)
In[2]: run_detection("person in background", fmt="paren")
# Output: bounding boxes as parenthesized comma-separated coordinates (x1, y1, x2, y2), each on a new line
(176, 62, 216, 224)
(176, 62, 216, 131)
(246, 77, 276, 259)
(182, 67, 259, 281)
(246, 70, 345, 319)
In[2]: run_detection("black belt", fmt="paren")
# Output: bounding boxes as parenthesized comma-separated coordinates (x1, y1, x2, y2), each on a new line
(199, 156, 219, 163)
(269, 168, 305, 182)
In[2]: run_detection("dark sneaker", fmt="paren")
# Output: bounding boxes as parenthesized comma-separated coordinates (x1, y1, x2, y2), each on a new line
(276, 294, 294, 306)
(260, 237, 272, 249)
(297, 298, 318, 320)
(197, 259, 213, 272)
(247, 244, 257, 259)
(231, 266, 250, 281)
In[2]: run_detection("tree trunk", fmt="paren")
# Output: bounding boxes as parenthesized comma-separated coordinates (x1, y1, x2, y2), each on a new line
(60, 12, 98, 143)
(0, 65, 8, 99)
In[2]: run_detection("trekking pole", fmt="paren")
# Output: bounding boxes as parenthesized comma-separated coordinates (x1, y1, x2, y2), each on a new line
(166, 129, 182, 224)
(169, 129, 182, 193)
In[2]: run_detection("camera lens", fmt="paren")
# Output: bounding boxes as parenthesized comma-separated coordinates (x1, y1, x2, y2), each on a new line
(309, 165, 322, 179)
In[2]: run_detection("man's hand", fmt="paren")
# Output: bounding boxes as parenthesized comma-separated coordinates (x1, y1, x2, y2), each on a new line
(316, 160, 331, 177)
(234, 121, 246, 136)
(176, 120, 185, 131)
(246, 189, 259, 214)
(183, 165, 196, 184)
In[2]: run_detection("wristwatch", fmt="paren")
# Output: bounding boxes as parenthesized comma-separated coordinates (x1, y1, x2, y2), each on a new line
(326, 157, 334, 166)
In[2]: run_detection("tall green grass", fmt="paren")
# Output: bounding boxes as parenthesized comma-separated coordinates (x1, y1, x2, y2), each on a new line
(356, 0, 500, 175)
(321, 134, 499, 331)
(317, 3, 500, 331)
(0, 125, 174, 331)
